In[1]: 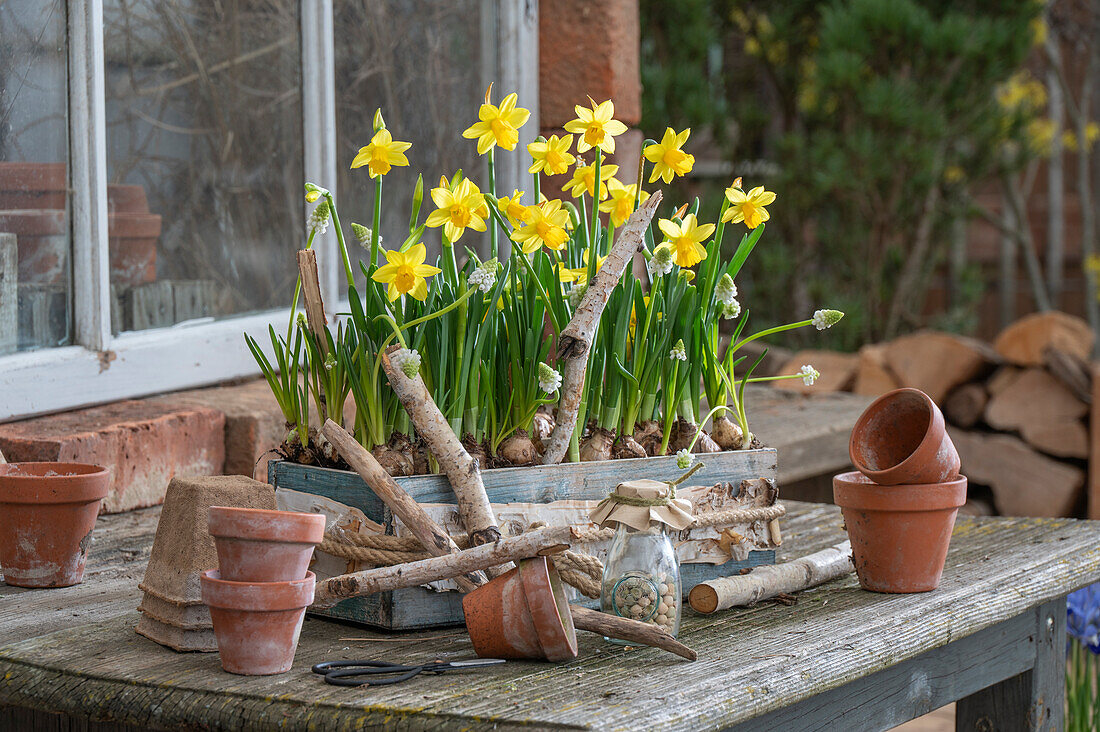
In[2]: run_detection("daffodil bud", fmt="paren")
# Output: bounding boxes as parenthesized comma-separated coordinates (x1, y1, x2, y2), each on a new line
(538, 362, 562, 394)
(410, 173, 424, 230)
(799, 364, 820, 386)
(716, 273, 738, 305)
(392, 348, 421, 379)
(670, 339, 687, 361)
(812, 309, 844, 331)
(373, 108, 386, 132)
(304, 182, 329, 203)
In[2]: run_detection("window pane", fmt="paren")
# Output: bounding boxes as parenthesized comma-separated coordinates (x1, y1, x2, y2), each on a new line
(0, 0, 72, 352)
(335, 0, 486, 256)
(103, 0, 303, 332)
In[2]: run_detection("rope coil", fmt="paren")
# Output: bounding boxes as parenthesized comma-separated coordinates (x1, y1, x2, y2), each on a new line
(318, 501, 786, 600)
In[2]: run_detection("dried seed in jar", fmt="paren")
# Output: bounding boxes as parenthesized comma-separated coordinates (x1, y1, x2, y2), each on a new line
(657, 601, 669, 614)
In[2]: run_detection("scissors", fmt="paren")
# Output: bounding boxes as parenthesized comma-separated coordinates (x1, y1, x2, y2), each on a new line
(311, 658, 506, 687)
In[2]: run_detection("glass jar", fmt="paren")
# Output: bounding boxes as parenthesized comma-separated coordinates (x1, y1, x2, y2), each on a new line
(600, 522, 682, 639)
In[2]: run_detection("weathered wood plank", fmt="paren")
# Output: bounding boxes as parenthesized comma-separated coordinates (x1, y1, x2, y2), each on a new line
(731, 606, 1038, 731)
(1, 504, 1097, 730)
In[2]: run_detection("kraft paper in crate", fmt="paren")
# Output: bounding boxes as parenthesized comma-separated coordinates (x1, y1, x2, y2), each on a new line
(278, 479, 778, 599)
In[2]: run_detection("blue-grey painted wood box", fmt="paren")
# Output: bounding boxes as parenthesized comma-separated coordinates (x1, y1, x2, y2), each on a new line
(271, 448, 778, 630)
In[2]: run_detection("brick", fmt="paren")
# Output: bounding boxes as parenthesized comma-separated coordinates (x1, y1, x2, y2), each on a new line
(0, 400, 225, 513)
(539, 0, 641, 128)
(152, 379, 287, 481)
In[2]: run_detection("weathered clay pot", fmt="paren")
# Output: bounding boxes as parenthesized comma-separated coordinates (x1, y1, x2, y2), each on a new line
(107, 184, 149, 214)
(849, 387, 960, 486)
(462, 555, 578, 661)
(0, 162, 66, 209)
(834, 471, 967, 593)
(108, 212, 160, 287)
(201, 569, 315, 675)
(208, 506, 325, 583)
(0, 462, 111, 588)
(0, 209, 68, 285)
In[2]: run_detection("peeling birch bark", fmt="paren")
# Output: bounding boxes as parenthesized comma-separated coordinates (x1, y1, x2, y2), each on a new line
(321, 419, 485, 592)
(312, 524, 578, 608)
(380, 346, 502, 547)
(688, 540, 853, 614)
(296, 249, 329, 355)
(542, 191, 663, 465)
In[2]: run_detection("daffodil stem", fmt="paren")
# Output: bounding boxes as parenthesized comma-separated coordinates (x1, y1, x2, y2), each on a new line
(588, 149, 602, 281)
(488, 148, 498, 260)
(324, 193, 354, 288)
(371, 176, 383, 271)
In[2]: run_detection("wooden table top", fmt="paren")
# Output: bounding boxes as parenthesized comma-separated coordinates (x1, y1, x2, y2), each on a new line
(2, 499, 1098, 730)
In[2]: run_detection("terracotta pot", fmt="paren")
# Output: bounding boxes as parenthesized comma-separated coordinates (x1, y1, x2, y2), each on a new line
(208, 506, 325, 582)
(0, 462, 111, 588)
(108, 212, 160, 287)
(0, 209, 68, 285)
(0, 162, 66, 209)
(849, 387, 960, 485)
(834, 471, 967, 593)
(201, 569, 315, 675)
(462, 555, 578, 661)
(107, 184, 149, 214)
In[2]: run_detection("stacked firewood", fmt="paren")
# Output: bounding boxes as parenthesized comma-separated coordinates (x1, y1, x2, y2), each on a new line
(770, 311, 1094, 519)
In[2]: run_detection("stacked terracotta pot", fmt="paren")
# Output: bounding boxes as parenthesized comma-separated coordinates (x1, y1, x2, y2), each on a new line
(201, 507, 325, 675)
(835, 388, 968, 593)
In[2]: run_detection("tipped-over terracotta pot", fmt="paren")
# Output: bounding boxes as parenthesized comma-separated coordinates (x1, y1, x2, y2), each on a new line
(208, 506, 325, 583)
(849, 387, 960, 486)
(463, 555, 578, 661)
(201, 569, 315, 675)
(834, 471, 967, 593)
(0, 462, 111, 588)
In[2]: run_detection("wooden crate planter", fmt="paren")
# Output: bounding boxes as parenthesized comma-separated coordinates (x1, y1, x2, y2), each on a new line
(271, 448, 779, 630)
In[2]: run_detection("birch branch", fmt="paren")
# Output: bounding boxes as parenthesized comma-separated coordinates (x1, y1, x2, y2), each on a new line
(296, 249, 329, 356)
(312, 525, 579, 608)
(542, 191, 663, 464)
(688, 540, 853, 614)
(380, 345, 501, 547)
(321, 419, 485, 592)
(569, 604, 696, 661)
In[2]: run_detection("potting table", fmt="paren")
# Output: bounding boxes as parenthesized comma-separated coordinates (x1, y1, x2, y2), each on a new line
(1, 499, 1097, 731)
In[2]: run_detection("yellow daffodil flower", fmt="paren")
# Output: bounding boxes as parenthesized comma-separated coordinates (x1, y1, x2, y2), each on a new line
(599, 178, 648, 227)
(564, 99, 628, 154)
(528, 134, 576, 176)
(658, 213, 714, 268)
(498, 189, 529, 227)
(562, 161, 619, 200)
(557, 249, 605, 284)
(644, 127, 695, 184)
(370, 243, 441, 302)
(425, 179, 489, 242)
(351, 128, 412, 178)
(462, 90, 530, 155)
(511, 199, 571, 253)
(722, 185, 776, 229)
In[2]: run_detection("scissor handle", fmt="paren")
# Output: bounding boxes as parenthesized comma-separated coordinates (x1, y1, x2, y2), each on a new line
(311, 660, 423, 687)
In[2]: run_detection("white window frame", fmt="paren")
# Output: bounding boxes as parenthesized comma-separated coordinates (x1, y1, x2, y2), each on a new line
(0, 0, 537, 422)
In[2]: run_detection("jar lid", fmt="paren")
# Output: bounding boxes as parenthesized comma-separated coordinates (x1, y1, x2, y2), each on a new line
(588, 479, 694, 531)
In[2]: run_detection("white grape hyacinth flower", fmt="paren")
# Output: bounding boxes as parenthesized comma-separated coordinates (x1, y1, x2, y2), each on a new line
(468, 259, 499, 293)
(812, 309, 844, 330)
(676, 448, 696, 470)
(538, 362, 562, 394)
(648, 244, 674, 277)
(799, 364, 820, 386)
(716, 273, 738, 305)
(669, 339, 687, 361)
(721, 298, 742, 320)
(392, 348, 422, 378)
(307, 200, 330, 236)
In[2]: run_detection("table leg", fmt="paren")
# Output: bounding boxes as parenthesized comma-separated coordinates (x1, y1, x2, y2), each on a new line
(956, 598, 1066, 732)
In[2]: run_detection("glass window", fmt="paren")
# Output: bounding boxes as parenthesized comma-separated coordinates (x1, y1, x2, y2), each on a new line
(103, 0, 303, 332)
(0, 0, 72, 352)
(334, 0, 487, 259)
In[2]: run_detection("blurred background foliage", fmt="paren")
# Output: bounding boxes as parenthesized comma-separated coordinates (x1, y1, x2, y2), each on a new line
(640, 0, 1045, 350)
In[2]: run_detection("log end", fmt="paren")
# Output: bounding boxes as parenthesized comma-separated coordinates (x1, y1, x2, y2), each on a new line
(688, 583, 720, 614)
